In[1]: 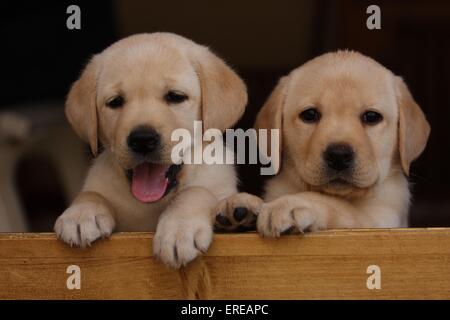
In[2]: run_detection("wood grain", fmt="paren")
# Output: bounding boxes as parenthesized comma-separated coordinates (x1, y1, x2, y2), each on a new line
(0, 229, 449, 299)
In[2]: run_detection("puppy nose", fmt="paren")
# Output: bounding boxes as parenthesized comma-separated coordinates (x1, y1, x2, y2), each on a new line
(127, 127, 160, 156)
(323, 143, 354, 171)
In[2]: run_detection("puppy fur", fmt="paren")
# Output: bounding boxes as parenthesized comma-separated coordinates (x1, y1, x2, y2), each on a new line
(215, 51, 430, 235)
(55, 33, 247, 267)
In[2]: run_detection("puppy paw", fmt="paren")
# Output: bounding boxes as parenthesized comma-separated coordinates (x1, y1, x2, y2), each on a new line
(257, 198, 324, 237)
(213, 193, 263, 231)
(54, 202, 115, 248)
(153, 215, 212, 268)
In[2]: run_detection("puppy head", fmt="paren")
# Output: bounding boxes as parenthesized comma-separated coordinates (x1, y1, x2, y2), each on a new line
(256, 51, 430, 198)
(66, 33, 247, 202)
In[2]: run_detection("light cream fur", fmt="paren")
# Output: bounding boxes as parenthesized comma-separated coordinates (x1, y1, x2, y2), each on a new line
(216, 51, 430, 236)
(55, 33, 247, 267)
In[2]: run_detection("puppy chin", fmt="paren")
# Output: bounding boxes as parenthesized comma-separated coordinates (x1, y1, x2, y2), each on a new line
(304, 174, 374, 199)
(320, 182, 371, 198)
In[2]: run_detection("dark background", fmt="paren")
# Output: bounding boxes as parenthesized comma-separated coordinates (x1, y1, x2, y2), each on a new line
(1, 0, 449, 230)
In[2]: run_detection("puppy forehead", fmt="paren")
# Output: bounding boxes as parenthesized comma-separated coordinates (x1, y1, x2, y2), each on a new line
(99, 42, 199, 92)
(287, 52, 397, 114)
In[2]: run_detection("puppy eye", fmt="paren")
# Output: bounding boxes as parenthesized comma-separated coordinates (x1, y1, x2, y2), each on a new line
(164, 90, 188, 104)
(361, 111, 383, 125)
(299, 107, 321, 123)
(106, 95, 124, 109)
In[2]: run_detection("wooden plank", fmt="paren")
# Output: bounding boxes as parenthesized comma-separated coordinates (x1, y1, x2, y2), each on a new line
(0, 229, 449, 299)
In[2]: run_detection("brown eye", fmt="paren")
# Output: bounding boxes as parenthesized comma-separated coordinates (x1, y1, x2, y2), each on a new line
(361, 111, 383, 125)
(106, 95, 124, 109)
(299, 107, 321, 123)
(164, 90, 188, 104)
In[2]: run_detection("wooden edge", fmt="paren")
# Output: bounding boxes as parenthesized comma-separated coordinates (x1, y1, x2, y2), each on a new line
(1, 228, 450, 299)
(1, 228, 450, 257)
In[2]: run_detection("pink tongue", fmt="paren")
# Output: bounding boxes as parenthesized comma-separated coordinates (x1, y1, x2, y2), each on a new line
(131, 163, 169, 203)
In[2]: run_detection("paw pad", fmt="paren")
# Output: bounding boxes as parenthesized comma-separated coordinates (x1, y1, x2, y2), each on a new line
(233, 207, 248, 222)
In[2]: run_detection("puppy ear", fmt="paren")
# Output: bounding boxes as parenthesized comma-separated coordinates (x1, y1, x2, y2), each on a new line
(65, 55, 100, 156)
(254, 76, 289, 174)
(395, 76, 430, 176)
(192, 48, 247, 132)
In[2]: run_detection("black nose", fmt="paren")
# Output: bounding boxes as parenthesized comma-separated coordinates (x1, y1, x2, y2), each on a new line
(127, 127, 160, 156)
(323, 143, 354, 171)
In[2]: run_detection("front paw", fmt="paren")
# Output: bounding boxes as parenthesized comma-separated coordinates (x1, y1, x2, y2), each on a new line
(54, 202, 115, 247)
(153, 215, 212, 268)
(257, 197, 324, 237)
(214, 193, 263, 231)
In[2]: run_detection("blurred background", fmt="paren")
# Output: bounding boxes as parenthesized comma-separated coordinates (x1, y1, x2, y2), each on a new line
(0, 0, 449, 231)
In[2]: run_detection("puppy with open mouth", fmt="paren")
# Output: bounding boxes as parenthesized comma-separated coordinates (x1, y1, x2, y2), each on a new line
(215, 51, 430, 235)
(54, 33, 247, 268)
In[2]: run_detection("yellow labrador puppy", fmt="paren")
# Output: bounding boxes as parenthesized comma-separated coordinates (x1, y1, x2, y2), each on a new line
(54, 33, 247, 267)
(215, 51, 430, 235)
